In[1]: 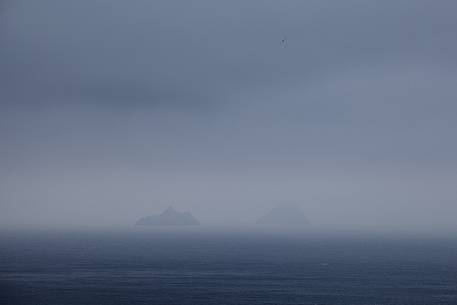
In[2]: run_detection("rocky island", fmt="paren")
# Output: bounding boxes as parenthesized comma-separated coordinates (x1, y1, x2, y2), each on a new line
(136, 206, 200, 226)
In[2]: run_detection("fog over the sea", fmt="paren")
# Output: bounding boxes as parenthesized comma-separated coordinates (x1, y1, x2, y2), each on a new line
(1, 0, 457, 231)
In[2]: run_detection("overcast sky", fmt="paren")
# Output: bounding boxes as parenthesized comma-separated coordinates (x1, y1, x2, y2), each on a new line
(1, 0, 457, 231)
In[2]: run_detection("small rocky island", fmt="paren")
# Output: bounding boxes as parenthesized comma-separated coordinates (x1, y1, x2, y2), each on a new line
(257, 204, 308, 226)
(136, 206, 200, 226)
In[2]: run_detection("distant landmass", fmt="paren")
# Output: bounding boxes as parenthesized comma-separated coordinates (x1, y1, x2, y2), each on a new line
(257, 204, 308, 226)
(136, 206, 200, 226)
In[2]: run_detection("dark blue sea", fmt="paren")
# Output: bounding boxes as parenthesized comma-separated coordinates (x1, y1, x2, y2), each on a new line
(1, 228, 457, 305)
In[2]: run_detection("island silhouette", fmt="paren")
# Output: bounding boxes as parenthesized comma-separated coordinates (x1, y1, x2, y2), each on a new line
(136, 206, 200, 226)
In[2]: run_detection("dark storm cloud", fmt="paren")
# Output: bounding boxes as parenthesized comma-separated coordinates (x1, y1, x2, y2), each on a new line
(1, 0, 457, 230)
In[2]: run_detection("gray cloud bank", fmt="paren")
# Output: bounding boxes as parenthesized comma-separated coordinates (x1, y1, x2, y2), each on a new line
(1, 0, 457, 231)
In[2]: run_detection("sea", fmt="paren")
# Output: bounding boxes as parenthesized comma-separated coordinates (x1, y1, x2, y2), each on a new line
(1, 228, 456, 305)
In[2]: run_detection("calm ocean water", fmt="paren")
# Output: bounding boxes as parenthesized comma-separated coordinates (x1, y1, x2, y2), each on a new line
(1, 229, 457, 305)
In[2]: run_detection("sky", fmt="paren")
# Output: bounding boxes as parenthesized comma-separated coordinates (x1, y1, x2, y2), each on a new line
(1, 0, 457, 231)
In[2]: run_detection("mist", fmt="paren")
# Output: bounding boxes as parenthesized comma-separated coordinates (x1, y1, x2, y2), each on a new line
(1, 0, 457, 233)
